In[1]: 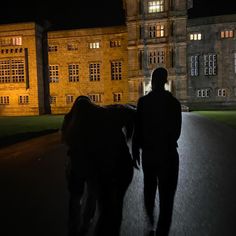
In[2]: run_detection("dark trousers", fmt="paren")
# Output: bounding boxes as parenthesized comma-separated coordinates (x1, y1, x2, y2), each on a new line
(66, 152, 96, 236)
(142, 149, 179, 236)
(95, 160, 134, 236)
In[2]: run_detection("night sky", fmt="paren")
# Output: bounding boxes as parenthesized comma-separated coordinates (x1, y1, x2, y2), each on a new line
(189, 0, 236, 19)
(0, 0, 236, 29)
(0, 0, 125, 29)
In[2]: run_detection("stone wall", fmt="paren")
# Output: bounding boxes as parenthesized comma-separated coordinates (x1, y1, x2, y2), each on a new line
(48, 26, 129, 114)
(0, 22, 45, 116)
(187, 14, 236, 109)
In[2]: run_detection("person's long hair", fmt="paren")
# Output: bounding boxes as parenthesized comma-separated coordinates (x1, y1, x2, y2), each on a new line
(66, 95, 91, 119)
(61, 95, 93, 144)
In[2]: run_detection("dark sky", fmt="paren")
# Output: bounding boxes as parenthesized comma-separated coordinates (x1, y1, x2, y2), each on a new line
(0, 0, 236, 29)
(189, 0, 236, 18)
(0, 0, 125, 29)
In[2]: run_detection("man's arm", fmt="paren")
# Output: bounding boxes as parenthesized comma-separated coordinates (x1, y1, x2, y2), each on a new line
(131, 99, 143, 169)
(172, 99, 182, 144)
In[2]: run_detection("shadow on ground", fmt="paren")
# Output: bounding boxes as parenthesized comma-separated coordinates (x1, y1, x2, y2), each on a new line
(0, 129, 59, 148)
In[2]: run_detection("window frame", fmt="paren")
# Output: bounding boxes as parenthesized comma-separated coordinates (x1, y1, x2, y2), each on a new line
(89, 63, 101, 81)
(111, 61, 122, 80)
(88, 93, 102, 103)
(148, 1, 164, 13)
(49, 65, 59, 83)
(68, 63, 79, 82)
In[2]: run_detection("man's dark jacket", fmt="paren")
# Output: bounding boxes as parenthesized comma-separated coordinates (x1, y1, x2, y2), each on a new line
(133, 89, 182, 152)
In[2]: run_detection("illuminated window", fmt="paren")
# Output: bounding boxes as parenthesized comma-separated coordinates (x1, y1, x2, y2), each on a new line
(190, 55, 199, 76)
(19, 95, 29, 104)
(149, 24, 165, 38)
(67, 43, 78, 51)
(220, 30, 234, 38)
(157, 24, 165, 37)
(0, 59, 24, 83)
(68, 64, 79, 82)
(0, 36, 22, 46)
(110, 40, 121, 47)
(50, 96, 57, 104)
(89, 94, 102, 103)
(89, 42, 100, 49)
(48, 45, 58, 52)
(66, 95, 74, 104)
(49, 65, 59, 83)
(149, 50, 165, 64)
(204, 54, 217, 75)
(111, 61, 122, 80)
(12, 37, 22, 46)
(197, 89, 210, 97)
(190, 33, 202, 40)
(0, 96, 9, 105)
(113, 93, 122, 102)
(217, 89, 227, 97)
(148, 1, 164, 13)
(89, 63, 101, 81)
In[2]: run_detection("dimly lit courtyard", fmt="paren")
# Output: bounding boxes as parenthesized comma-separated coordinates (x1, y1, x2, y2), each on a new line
(0, 112, 236, 236)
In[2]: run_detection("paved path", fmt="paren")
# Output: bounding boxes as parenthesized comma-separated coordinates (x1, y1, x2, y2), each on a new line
(0, 113, 236, 236)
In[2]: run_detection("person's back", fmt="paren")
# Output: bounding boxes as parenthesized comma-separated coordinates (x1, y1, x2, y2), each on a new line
(89, 104, 136, 236)
(132, 67, 182, 236)
(137, 89, 181, 152)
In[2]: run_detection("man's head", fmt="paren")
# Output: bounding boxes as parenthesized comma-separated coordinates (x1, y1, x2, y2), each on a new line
(151, 67, 168, 91)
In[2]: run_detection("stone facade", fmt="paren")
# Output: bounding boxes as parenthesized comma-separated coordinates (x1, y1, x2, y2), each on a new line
(0, 22, 46, 115)
(187, 14, 236, 110)
(1, 1, 236, 116)
(123, 0, 188, 103)
(47, 26, 129, 114)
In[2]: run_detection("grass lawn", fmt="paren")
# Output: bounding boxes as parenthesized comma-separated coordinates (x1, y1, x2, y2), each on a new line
(0, 115, 64, 147)
(194, 111, 236, 129)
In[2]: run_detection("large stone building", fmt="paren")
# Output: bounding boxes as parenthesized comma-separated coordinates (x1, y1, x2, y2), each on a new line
(0, 0, 236, 116)
(187, 14, 236, 110)
(48, 26, 129, 114)
(124, 0, 188, 103)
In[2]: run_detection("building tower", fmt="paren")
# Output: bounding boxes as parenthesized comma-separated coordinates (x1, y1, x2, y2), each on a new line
(123, 0, 189, 103)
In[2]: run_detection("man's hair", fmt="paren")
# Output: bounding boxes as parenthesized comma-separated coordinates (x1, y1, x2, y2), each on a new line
(151, 67, 168, 89)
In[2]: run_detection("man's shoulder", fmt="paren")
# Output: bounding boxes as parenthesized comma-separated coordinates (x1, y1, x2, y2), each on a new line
(137, 91, 181, 108)
(138, 92, 154, 101)
(137, 94, 151, 107)
(170, 93, 181, 106)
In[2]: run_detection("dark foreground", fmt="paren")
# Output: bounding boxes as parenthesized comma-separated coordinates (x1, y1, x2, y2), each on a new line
(0, 113, 236, 236)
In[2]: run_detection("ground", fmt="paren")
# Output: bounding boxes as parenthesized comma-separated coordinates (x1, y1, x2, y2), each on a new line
(0, 113, 236, 235)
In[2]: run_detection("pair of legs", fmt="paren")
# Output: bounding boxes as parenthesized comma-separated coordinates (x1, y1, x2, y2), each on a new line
(95, 163, 134, 236)
(142, 149, 179, 236)
(66, 154, 96, 236)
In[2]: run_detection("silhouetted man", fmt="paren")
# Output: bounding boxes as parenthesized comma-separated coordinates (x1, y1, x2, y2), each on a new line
(132, 67, 182, 236)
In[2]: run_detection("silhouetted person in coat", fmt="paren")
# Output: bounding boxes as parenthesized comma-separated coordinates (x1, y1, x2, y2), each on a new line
(132, 67, 182, 236)
(62, 97, 136, 236)
(61, 96, 98, 236)
(93, 104, 136, 236)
